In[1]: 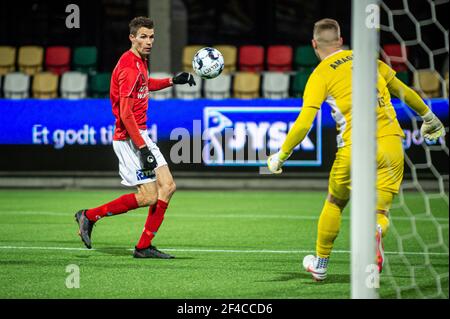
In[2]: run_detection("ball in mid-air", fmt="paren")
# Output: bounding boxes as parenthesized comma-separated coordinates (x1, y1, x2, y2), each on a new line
(192, 47, 224, 79)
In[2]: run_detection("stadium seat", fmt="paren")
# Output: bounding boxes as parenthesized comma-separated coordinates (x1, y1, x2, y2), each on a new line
(214, 45, 237, 73)
(413, 69, 441, 98)
(3, 72, 30, 99)
(18, 46, 44, 75)
(182, 45, 203, 72)
(60, 71, 88, 99)
(204, 74, 231, 99)
(148, 72, 173, 100)
(175, 74, 202, 99)
(238, 45, 264, 72)
(396, 70, 409, 85)
(32, 72, 59, 98)
(89, 72, 111, 98)
(0, 46, 16, 75)
(291, 70, 312, 97)
(45, 46, 71, 75)
(382, 44, 408, 72)
(73, 46, 97, 75)
(262, 72, 290, 99)
(267, 45, 293, 72)
(294, 45, 319, 71)
(233, 72, 260, 98)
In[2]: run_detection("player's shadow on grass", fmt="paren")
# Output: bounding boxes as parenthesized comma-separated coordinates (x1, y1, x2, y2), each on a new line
(95, 247, 134, 256)
(258, 272, 350, 284)
(94, 247, 194, 259)
(300, 273, 350, 284)
(256, 272, 302, 282)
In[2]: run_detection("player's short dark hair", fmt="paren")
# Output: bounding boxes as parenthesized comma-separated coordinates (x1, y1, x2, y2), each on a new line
(129, 16, 154, 36)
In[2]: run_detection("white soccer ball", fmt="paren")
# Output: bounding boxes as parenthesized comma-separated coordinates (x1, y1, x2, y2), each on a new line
(192, 47, 224, 79)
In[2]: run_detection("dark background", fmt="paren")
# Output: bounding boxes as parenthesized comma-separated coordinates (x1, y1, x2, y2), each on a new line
(1, 0, 447, 72)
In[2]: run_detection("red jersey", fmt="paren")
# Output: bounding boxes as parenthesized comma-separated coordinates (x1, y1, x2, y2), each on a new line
(110, 50, 172, 146)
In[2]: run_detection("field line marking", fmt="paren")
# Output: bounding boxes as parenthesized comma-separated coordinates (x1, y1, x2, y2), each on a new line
(0, 245, 447, 256)
(0, 210, 448, 222)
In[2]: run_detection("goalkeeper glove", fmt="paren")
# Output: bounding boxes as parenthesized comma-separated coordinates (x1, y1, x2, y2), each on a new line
(139, 146, 157, 171)
(267, 150, 292, 174)
(172, 72, 196, 86)
(421, 111, 446, 143)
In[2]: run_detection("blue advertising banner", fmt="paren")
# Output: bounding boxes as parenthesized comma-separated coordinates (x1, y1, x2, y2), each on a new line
(0, 98, 448, 170)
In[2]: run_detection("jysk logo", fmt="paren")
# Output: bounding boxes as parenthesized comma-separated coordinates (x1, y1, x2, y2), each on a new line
(136, 169, 155, 181)
(203, 107, 322, 166)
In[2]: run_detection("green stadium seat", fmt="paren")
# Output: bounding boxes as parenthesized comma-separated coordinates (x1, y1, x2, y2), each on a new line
(90, 72, 111, 97)
(73, 46, 97, 75)
(294, 45, 319, 71)
(291, 70, 312, 97)
(396, 70, 409, 85)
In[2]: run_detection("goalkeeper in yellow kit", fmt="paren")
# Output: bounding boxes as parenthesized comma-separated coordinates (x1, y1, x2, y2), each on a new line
(267, 18, 446, 281)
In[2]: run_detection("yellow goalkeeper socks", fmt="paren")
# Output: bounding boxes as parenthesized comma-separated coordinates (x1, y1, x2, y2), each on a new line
(376, 213, 390, 237)
(316, 200, 342, 258)
(376, 189, 393, 237)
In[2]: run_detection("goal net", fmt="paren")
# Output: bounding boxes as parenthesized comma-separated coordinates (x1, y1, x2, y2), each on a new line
(378, 0, 449, 299)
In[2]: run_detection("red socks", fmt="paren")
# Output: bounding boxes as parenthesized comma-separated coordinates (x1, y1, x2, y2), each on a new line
(136, 199, 169, 249)
(85, 193, 139, 221)
(84, 194, 169, 250)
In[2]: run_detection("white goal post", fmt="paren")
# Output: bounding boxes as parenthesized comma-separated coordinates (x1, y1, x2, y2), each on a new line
(351, 0, 380, 299)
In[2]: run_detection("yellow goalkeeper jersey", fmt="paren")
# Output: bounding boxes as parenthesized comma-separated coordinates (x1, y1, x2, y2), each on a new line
(303, 49, 405, 148)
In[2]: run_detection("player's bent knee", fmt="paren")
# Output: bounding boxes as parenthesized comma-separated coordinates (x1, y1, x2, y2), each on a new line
(147, 194, 158, 206)
(161, 181, 176, 197)
(169, 181, 176, 195)
(377, 209, 389, 217)
(135, 191, 158, 207)
(327, 193, 348, 210)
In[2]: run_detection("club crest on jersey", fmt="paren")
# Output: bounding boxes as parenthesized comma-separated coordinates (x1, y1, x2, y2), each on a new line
(136, 169, 155, 181)
(137, 84, 148, 99)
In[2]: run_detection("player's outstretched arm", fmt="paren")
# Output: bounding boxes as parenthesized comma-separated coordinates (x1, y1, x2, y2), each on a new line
(387, 77, 445, 142)
(148, 77, 173, 91)
(148, 72, 196, 91)
(267, 106, 319, 174)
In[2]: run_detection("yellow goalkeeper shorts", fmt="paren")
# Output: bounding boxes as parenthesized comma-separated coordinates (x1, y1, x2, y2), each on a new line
(328, 135, 404, 208)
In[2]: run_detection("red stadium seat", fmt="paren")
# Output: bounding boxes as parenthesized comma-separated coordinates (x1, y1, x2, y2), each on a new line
(45, 46, 71, 75)
(238, 45, 264, 72)
(382, 44, 408, 72)
(267, 45, 293, 71)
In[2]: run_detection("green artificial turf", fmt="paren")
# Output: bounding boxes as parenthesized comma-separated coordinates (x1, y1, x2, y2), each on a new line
(0, 189, 447, 299)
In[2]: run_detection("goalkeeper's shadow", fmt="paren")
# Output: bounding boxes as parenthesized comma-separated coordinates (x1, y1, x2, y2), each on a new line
(300, 273, 350, 285)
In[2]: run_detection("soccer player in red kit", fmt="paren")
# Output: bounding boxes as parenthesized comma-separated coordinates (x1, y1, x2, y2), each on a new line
(74, 17, 196, 258)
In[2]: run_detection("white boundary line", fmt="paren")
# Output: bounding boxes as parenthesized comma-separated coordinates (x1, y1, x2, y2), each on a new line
(0, 211, 448, 222)
(0, 245, 447, 256)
